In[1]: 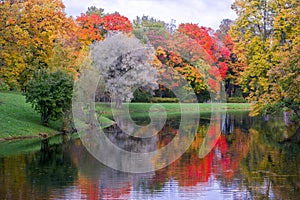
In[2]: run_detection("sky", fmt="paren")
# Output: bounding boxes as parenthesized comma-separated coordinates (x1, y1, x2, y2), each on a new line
(62, 0, 237, 30)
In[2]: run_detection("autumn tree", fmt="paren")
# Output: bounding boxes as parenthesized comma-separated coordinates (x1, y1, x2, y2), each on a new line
(75, 14, 105, 46)
(90, 33, 158, 108)
(177, 23, 231, 100)
(133, 20, 230, 101)
(217, 19, 245, 97)
(230, 0, 300, 121)
(102, 13, 132, 32)
(0, 0, 79, 89)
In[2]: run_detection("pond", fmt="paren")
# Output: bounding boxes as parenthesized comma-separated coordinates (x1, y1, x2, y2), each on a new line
(0, 111, 299, 199)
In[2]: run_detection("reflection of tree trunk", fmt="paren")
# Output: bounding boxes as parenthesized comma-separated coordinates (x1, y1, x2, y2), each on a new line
(41, 138, 49, 152)
(221, 113, 233, 134)
(115, 115, 124, 127)
(280, 127, 300, 143)
(62, 134, 68, 144)
(266, 178, 271, 199)
(264, 114, 269, 121)
(41, 138, 50, 161)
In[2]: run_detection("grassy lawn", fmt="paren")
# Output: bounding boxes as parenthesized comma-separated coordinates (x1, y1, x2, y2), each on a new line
(96, 102, 250, 118)
(0, 92, 61, 140)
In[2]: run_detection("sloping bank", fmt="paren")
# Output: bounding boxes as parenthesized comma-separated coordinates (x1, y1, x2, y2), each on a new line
(0, 92, 115, 142)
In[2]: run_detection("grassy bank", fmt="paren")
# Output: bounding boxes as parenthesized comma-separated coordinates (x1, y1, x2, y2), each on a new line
(0, 92, 61, 140)
(0, 92, 115, 140)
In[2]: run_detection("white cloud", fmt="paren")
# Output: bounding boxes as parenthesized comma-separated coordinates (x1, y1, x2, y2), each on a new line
(62, 0, 236, 30)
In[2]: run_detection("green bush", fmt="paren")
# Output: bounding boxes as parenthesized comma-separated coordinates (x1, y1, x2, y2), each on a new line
(227, 97, 247, 103)
(0, 82, 10, 91)
(25, 69, 73, 126)
(150, 97, 179, 103)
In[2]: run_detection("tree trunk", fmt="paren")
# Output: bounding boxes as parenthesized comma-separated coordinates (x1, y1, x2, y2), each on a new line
(284, 111, 290, 126)
(115, 98, 122, 109)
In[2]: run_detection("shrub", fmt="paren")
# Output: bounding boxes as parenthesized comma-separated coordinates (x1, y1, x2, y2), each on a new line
(227, 97, 247, 103)
(150, 97, 179, 103)
(0, 82, 9, 91)
(25, 69, 73, 126)
(132, 89, 152, 102)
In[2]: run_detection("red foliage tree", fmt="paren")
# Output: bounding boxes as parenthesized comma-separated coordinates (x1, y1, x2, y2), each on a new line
(102, 13, 132, 32)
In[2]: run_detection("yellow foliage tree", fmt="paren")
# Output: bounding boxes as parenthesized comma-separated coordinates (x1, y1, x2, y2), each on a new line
(0, 0, 81, 89)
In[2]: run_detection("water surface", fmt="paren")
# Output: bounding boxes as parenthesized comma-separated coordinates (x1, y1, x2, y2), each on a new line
(1, 112, 299, 199)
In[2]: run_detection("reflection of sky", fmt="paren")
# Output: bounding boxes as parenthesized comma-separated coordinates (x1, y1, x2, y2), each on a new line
(50, 177, 252, 200)
(62, 0, 236, 30)
(128, 178, 237, 199)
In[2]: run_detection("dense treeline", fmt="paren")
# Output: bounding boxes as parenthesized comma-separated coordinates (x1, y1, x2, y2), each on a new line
(0, 0, 299, 127)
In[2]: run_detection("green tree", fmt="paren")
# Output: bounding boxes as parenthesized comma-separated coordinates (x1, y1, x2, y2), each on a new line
(133, 16, 169, 44)
(25, 69, 73, 129)
(86, 6, 105, 17)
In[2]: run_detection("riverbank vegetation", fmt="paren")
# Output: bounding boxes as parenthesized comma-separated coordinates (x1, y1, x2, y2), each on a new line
(0, 92, 249, 140)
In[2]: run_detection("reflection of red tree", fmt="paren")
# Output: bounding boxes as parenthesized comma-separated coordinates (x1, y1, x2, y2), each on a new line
(71, 120, 249, 195)
(213, 128, 250, 181)
(176, 152, 214, 186)
(78, 176, 100, 200)
(77, 175, 131, 200)
(213, 135, 235, 180)
(158, 126, 178, 148)
(152, 124, 217, 187)
(101, 184, 131, 199)
(152, 122, 249, 187)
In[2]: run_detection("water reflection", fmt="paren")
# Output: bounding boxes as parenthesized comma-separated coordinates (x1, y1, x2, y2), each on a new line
(0, 112, 299, 199)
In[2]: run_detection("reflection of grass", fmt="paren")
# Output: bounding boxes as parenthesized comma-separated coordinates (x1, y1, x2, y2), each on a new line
(0, 134, 67, 157)
(99, 115, 115, 128)
(0, 92, 60, 139)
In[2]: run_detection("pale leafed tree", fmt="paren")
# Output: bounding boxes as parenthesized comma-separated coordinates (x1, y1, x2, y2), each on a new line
(90, 32, 158, 108)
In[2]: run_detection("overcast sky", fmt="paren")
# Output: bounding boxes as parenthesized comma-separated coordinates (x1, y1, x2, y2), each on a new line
(62, 0, 236, 30)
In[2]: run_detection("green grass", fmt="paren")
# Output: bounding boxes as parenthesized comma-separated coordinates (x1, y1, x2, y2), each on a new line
(96, 102, 250, 118)
(0, 92, 115, 140)
(0, 91, 61, 139)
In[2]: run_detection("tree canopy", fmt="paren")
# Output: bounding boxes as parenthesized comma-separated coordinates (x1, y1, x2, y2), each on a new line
(230, 0, 300, 119)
